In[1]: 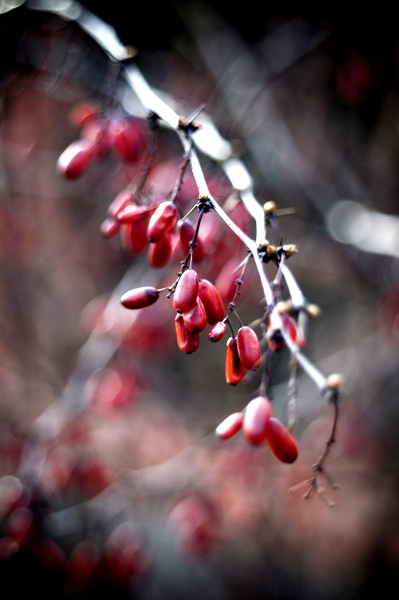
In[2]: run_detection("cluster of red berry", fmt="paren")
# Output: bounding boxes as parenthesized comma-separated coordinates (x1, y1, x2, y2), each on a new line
(56, 98, 312, 469)
(57, 101, 149, 180)
(0, 468, 152, 597)
(215, 397, 298, 463)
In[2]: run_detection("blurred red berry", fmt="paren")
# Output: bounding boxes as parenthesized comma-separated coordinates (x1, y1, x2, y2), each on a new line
(243, 396, 273, 445)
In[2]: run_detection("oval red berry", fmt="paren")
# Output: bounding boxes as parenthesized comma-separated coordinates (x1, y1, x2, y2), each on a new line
(173, 269, 199, 313)
(147, 201, 178, 242)
(243, 396, 273, 445)
(215, 412, 244, 439)
(225, 337, 246, 386)
(198, 279, 225, 325)
(120, 287, 160, 309)
(265, 417, 299, 463)
(236, 326, 262, 370)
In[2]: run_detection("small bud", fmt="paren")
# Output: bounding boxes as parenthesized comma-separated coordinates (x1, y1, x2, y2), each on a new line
(326, 373, 342, 392)
(275, 300, 293, 314)
(306, 304, 321, 319)
(282, 244, 298, 257)
(263, 201, 276, 215)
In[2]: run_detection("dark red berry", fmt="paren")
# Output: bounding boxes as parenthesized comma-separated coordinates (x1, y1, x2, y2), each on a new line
(264, 417, 299, 463)
(120, 287, 160, 309)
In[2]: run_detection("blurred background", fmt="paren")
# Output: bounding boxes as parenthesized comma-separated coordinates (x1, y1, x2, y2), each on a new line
(1, 1, 399, 598)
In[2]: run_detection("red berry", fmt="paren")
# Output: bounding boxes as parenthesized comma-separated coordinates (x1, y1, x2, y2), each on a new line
(56, 139, 94, 180)
(182, 296, 207, 333)
(242, 396, 273, 445)
(175, 313, 200, 354)
(208, 321, 227, 342)
(116, 204, 154, 223)
(100, 217, 121, 238)
(225, 337, 246, 385)
(265, 417, 299, 463)
(146, 200, 178, 242)
(236, 326, 262, 371)
(120, 286, 160, 309)
(68, 100, 100, 127)
(147, 233, 173, 268)
(107, 189, 135, 219)
(215, 412, 244, 439)
(178, 219, 204, 262)
(214, 258, 242, 303)
(198, 279, 225, 324)
(173, 269, 199, 313)
(81, 119, 111, 157)
(107, 115, 148, 163)
(121, 220, 149, 254)
(267, 312, 304, 352)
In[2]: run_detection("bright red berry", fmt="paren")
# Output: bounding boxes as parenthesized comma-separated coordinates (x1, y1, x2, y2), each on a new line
(242, 396, 273, 445)
(107, 189, 135, 219)
(107, 115, 148, 163)
(147, 233, 173, 268)
(236, 326, 262, 371)
(120, 220, 149, 254)
(182, 296, 207, 333)
(264, 417, 299, 463)
(100, 217, 121, 238)
(57, 139, 94, 180)
(225, 337, 246, 386)
(178, 219, 204, 262)
(215, 412, 244, 439)
(116, 204, 154, 224)
(120, 287, 160, 309)
(68, 100, 100, 128)
(174, 313, 200, 354)
(214, 258, 242, 303)
(208, 321, 227, 342)
(173, 269, 199, 313)
(81, 119, 111, 157)
(198, 279, 225, 325)
(146, 200, 178, 242)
